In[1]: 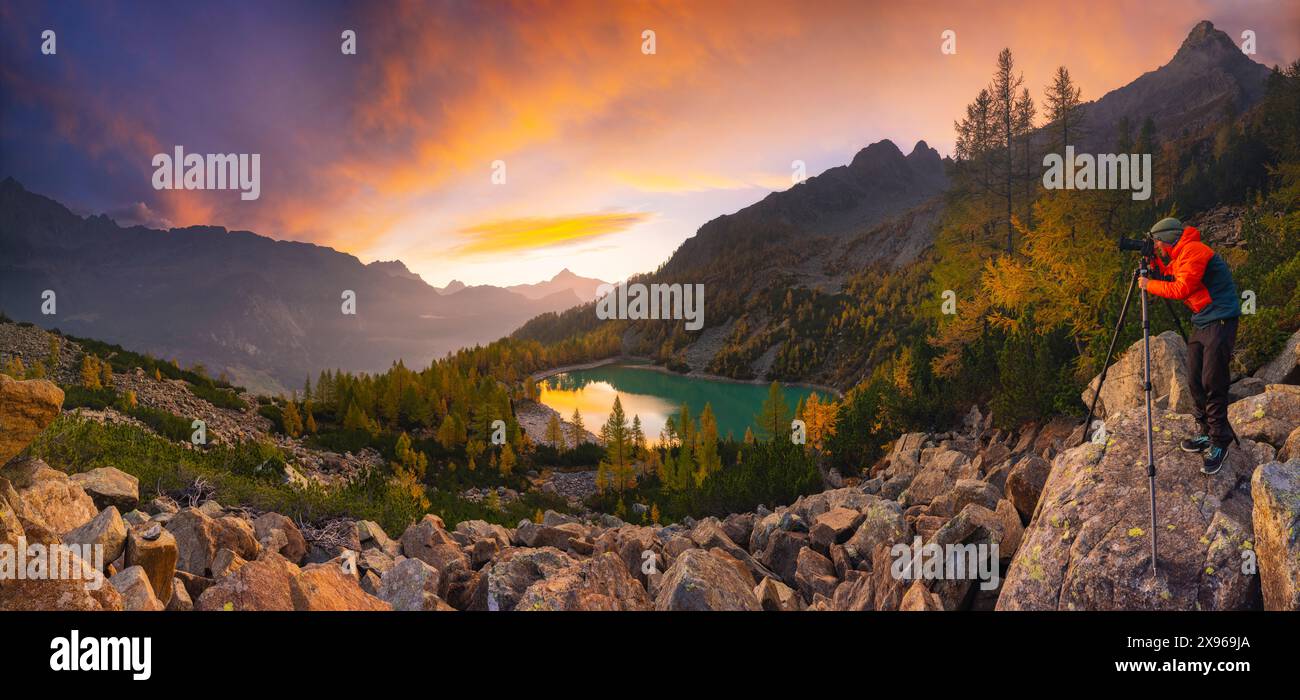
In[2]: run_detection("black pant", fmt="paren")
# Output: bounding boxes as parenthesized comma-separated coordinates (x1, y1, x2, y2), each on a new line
(1186, 316, 1238, 446)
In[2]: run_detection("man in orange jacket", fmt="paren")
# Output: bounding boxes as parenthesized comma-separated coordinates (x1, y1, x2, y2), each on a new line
(1138, 217, 1241, 474)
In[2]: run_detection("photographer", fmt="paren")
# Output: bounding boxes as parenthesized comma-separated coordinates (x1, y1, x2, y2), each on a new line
(1137, 217, 1241, 474)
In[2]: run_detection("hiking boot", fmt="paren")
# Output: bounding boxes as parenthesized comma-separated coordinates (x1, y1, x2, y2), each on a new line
(1180, 434, 1211, 453)
(1201, 444, 1228, 475)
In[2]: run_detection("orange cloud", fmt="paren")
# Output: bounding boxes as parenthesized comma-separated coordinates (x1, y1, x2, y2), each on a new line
(451, 211, 651, 257)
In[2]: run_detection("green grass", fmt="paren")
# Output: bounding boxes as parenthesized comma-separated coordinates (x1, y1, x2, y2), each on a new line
(23, 416, 427, 535)
(22, 415, 572, 534)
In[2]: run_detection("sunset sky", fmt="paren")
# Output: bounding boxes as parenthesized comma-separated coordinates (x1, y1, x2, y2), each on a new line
(2, 0, 1297, 288)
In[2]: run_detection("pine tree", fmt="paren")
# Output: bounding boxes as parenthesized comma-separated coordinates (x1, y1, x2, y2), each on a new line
(570, 408, 586, 448)
(754, 381, 790, 441)
(303, 400, 318, 434)
(694, 403, 721, 480)
(282, 400, 303, 437)
(545, 412, 565, 447)
(991, 48, 1026, 252)
(437, 414, 458, 449)
(2, 356, 24, 378)
(1044, 65, 1084, 152)
(80, 355, 101, 390)
(599, 396, 634, 491)
(499, 442, 516, 477)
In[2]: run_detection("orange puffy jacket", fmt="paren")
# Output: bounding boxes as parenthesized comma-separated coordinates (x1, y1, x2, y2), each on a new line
(1146, 226, 1240, 327)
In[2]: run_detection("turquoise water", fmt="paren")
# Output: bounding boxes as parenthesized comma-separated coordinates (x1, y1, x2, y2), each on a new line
(538, 363, 833, 443)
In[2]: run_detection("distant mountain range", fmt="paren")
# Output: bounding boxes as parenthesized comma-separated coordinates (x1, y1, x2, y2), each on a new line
(516, 20, 1278, 384)
(0, 181, 602, 394)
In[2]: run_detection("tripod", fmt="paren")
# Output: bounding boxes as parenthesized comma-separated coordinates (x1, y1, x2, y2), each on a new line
(1080, 259, 1160, 577)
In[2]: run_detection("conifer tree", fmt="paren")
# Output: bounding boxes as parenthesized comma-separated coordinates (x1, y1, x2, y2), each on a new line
(80, 355, 101, 390)
(755, 381, 790, 441)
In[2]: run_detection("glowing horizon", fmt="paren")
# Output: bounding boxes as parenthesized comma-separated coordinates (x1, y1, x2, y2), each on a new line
(2, 0, 1296, 289)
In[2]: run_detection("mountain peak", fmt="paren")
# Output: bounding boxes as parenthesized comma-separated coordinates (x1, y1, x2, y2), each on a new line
(1173, 19, 1242, 60)
(849, 139, 904, 170)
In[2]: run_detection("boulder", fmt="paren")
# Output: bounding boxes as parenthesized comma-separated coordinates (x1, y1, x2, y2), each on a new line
(810, 507, 864, 552)
(0, 478, 23, 550)
(166, 507, 260, 576)
(165, 578, 193, 611)
(69, 467, 139, 512)
(1254, 328, 1300, 385)
(721, 512, 755, 549)
(1229, 377, 1267, 402)
(252, 512, 307, 564)
(0, 375, 63, 464)
(210, 548, 248, 579)
(928, 479, 1001, 518)
(689, 518, 775, 583)
(794, 546, 839, 601)
(653, 549, 761, 611)
(1281, 426, 1300, 463)
(901, 450, 977, 506)
(1229, 384, 1300, 448)
(378, 557, 453, 611)
(196, 553, 299, 611)
(998, 407, 1264, 611)
(108, 565, 164, 611)
(62, 506, 127, 565)
(400, 514, 469, 577)
(1082, 331, 1194, 418)
(291, 561, 391, 611)
(516, 552, 652, 611)
(0, 548, 122, 611)
(0, 458, 97, 534)
(1005, 453, 1051, 522)
(842, 496, 910, 569)
(899, 581, 945, 611)
(754, 576, 801, 611)
(357, 519, 402, 557)
(125, 522, 178, 606)
(470, 546, 575, 611)
(1251, 459, 1300, 611)
(592, 525, 663, 587)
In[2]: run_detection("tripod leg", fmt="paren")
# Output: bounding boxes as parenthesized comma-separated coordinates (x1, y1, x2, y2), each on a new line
(1140, 267, 1159, 577)
(1079, 266, 1141, 446)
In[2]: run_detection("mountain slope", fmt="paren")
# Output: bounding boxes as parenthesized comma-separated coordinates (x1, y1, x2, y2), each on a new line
(0, 180, 586, 393)
(1075, 20, 1273, 150)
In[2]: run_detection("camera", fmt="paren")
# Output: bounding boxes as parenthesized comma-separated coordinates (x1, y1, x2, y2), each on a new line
(1118, 236, 1155, 258)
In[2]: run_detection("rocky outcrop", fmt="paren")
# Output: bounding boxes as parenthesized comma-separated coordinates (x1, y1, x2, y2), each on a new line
(654, 549, 761, 611)
(1251, 459, 1300, 611)
(0, 458, 97, 535)
(69, 467, 139, 512)
(1228, 384, 1300, 448)
(515, 552, 652, 611)
(0, 375, 63, 465)
(1082, 331, 1194, 418)
(998, 407, 1264, 610)
(1254, 328, 1300, 385)
(378, 558, 454, 611)
(166, 507, 261, 577)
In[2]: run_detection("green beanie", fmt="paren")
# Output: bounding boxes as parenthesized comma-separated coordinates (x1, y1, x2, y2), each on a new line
(1149, 217, 1183, 244)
